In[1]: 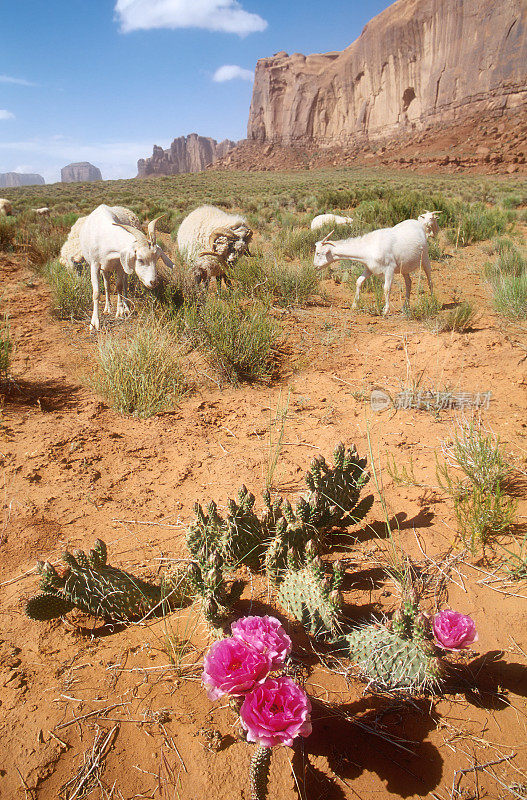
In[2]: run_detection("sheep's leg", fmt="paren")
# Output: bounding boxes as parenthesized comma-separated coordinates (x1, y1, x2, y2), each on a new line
(422, 252, 434, 296)
(382, 268, 395, 316)
(102, 273, 112, 314)
(352, 268, 371, 309)
(90, 262, 101, 331)
(403, 274, 412, 308)
(115, 272, 130, 319)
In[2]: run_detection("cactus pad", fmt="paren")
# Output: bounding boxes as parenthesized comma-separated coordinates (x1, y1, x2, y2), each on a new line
(25, 540, 188, 623)
(340, 623, 442, 692)
(278, 563, 341, 639)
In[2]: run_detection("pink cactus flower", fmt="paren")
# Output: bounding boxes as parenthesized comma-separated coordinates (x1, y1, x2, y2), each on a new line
(202, 638, 271, 701)
(231, 615, 292, 670)
(432, 610, 478, 651)
(240, 676, 312, 747)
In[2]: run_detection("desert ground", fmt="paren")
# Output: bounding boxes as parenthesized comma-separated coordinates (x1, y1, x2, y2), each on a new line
(1, 168, 526, 800)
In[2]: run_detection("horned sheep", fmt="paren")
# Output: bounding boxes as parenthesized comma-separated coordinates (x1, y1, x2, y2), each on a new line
(177, 205, 253, 285)
(79, 204, 173, 331)
(314, 219, 433, 316)
(310, 213, 353, 231)
(417, 210, 441, 238)
(0, 199, 13, 216)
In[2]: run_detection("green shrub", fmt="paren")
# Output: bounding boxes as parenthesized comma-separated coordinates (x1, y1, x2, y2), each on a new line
(492, 273, 527, 319)
(231, 252, 319, 307)
(484, 247, 527, 280)
(90, 321, 186, 417)
(439, 301, 478, 332)
(182, 294, 278, 383)
(403, 293, 442, 322)
(446, 205, 511, 246)
(43, 260, 92, 320)
(0, 315, 12, 379)
(0, 217, 17, 252)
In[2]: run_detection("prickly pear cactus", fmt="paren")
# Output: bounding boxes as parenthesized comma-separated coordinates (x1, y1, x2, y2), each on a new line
(188, 488, 265, 572)
(339, 600, 442, 692)
(250, 745, 272, 800)
(187, 551, 244, 629)
(278, 558, 343, 639)
(25, 540, 186, 623)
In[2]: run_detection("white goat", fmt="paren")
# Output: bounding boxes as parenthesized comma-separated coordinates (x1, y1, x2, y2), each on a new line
(0, 199, 13, 216)
(177, 205, 253, 267)
(310, 213, 353, 231)
(60, 207, 141, 273)
(33, 207, 50, 216)
(417, 210, 441, 238)
(314, 219, 433, 315)
(79, 204, 173, 331)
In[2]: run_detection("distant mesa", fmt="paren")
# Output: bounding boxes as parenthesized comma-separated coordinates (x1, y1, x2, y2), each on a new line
(61, 162, 102, 183)
(137, 133, 237, 177)
(0, 172, 45, 188)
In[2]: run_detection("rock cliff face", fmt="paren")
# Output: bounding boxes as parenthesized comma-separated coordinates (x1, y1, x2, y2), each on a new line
(137, 133, 237, 177)
(0, 172, 45, 188)
(61, 163, 102, 183)
(247, 0, 527, 147)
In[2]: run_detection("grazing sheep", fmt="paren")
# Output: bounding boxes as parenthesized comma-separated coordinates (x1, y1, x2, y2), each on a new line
(177, 205, 253, 273)
(60, 208, 141, 274)
(33, 207, 51, 216)
(79, 204, 174, 331)
(417, 210, 441, 238)
(310, 213, 353, 231)
(0, 199, 13, 216)
(314, 219, 433, 316)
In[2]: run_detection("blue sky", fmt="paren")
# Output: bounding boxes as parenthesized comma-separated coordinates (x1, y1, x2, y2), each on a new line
(0, 0, 393, 183)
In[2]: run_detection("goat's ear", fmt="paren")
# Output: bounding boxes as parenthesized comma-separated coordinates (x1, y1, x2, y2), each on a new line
(120, 249, 135, 275)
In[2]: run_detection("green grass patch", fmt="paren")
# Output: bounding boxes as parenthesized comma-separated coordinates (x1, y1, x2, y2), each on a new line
(43, 259, 92, 320)
(0, 314, 12, 379)
(90, 320, 186, 417)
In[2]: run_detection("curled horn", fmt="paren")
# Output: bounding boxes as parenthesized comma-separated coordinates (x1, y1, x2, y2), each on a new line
(112, 222, 149, 245)
(147, 214, 166, 245)
(209, 226, 238, 248)
(321, 229, 335, 244)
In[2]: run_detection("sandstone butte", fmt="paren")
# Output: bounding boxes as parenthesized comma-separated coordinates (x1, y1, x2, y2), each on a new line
(247, 0, 527, 148)
(137, 133, 237, 177)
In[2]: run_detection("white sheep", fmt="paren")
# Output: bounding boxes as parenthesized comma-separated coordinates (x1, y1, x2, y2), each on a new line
(0, 199, 13, 216)
(80, 204, 173, 331)
(417, 210, 441, 238)
(314, 219, 433, 315)
(33, 207, 51, 216)
(60, 208, 141, 273)
(177, 205, 253, 267)
(310, 213, 353, 231)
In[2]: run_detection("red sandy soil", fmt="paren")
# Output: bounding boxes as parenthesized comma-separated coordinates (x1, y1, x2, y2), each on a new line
(1, 235, 527, 800)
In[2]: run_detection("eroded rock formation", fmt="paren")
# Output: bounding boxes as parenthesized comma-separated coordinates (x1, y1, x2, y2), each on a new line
(0, 173, 45, 188)
(61, 163, 102, 183)
(137, 133, 237, 177)
(247, 0, 527, 147)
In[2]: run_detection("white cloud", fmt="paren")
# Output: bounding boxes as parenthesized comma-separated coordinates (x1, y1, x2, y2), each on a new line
(0, 74, 36, 87)
(0, 110, 15, 120)
(213, 64, 253, 82)
(115, 0, 267, 36)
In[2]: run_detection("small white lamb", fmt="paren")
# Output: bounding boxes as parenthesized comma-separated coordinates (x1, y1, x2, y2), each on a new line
(310, 213, 353, 231)
(314, 219, 433, 315)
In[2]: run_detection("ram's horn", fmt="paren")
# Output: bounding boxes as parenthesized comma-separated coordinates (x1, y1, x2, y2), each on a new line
(209, 226, 238, 247)
(156, 246, 176, 271)
(321, 229, 335, 244)
(197, 250, 219, 258)
(147, 214, 166, 245)
(112, 222, 149, 245)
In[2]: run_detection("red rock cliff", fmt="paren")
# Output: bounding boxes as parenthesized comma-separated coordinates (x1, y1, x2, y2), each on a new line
(247, 0, 527, 146)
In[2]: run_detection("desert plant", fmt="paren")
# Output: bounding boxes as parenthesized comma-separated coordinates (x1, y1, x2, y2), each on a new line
(0, 217, 17, 252)
(182, 294, 278, 383)
(90, 320, 186, 417)
(484, 247, 527, 280)
(500, 533, 527, 581)
(492, 273, 527, 319)
(439, 301, 477, 332)
(447, 205, 511, 246)
(43, 259, 92, 320)
(278, 556, 343, 638)
(25, 539, 191, 623)
(403, 292, 442, 322)
(0, 314, 12, 379)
